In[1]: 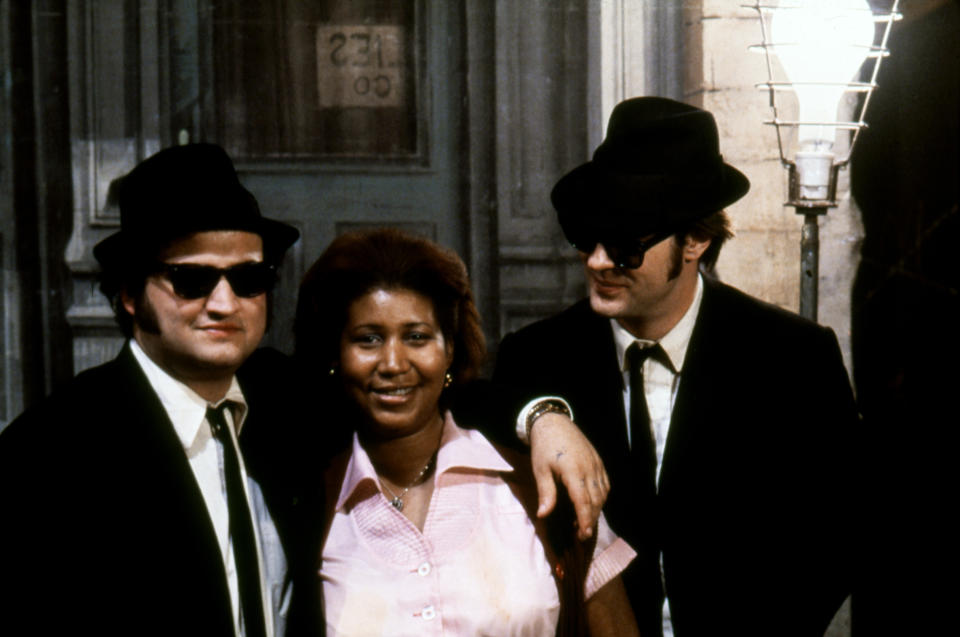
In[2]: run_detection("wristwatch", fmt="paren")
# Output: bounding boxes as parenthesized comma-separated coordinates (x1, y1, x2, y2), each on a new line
(517, 398, 573, 444)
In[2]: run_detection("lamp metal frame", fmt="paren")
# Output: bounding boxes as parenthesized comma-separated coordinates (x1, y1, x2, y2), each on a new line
(746, 0, 901, 320)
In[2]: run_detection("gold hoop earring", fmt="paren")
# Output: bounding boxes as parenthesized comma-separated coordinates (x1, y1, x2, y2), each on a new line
(443, 372, 453, 388)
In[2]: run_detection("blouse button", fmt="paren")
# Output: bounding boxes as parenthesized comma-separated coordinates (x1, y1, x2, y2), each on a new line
(417, 562, 431, 576)
(421, 605, 436, 621)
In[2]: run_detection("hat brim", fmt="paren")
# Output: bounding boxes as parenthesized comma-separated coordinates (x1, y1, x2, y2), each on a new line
(552, 160, 750, 240)
(93, 217, 300, 271)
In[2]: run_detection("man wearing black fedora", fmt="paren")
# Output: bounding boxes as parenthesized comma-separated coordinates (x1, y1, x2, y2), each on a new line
(492, 97, 859, 635)
(0, 143, 320, 637)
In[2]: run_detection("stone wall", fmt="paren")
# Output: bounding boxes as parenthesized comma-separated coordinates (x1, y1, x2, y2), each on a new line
(691, 0, 863, 378)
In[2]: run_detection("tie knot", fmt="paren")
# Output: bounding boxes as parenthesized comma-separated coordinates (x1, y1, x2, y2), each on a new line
(206, 402, 235, 439)
(626, 342, 661, 372)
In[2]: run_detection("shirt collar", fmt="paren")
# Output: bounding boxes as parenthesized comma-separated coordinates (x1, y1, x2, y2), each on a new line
(611, 273, 704, 374)
(128, 339, 248, 453)
(335, 411, 513, 512)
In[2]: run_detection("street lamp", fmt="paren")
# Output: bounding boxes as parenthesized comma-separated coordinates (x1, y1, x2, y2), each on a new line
(748, 0, 900, 320)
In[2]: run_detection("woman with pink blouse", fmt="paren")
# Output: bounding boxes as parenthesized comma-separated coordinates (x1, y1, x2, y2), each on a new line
(295, 229, 638, 636)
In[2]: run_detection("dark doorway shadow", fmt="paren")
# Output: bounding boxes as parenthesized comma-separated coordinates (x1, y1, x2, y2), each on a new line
(850, 1, 959, 633)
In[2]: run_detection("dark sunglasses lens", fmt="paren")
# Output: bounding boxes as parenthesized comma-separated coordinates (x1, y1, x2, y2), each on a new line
(225, 263, 276, 297)
(603, 243, 643, 269)
(166, 266, 222, 299)
(162, 263, 275, 299)
(569, 237, 643, 268)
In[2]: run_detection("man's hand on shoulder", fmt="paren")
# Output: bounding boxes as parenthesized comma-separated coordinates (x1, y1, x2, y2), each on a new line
(529, 412, 609, 540)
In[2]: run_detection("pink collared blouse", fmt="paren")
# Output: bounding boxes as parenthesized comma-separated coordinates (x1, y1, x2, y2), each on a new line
(321, 412, 635, 636)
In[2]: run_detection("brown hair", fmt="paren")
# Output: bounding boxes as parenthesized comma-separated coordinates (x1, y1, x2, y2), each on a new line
(674, 210, 734, 273)
(295, 228, 486, 385)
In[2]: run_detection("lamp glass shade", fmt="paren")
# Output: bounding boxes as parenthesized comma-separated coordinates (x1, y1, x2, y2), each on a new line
(771, 0, 875, 151)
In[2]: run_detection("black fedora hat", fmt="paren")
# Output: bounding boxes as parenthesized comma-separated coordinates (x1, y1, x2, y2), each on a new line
(552, 97, 749, 243)
(93, 143, 299, 270)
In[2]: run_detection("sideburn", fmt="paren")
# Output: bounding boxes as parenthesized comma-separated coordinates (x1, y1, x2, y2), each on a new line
(667, 239, 684, 280)
(132, 292, 162, 335)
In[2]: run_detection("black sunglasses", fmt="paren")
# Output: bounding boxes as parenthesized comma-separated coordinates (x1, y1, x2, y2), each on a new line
(570, 231, 674, 269)
(154, 262, 278, 299)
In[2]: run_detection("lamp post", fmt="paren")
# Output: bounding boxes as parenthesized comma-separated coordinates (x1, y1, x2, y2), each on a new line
(748, 0, 901, 321)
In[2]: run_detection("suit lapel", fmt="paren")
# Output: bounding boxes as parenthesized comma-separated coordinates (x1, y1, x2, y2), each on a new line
(658, 278, 726, 494)
(109, 345, 233, 589)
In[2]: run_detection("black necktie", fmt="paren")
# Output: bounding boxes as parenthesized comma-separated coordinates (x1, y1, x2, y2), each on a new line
(627, 342, 661, 496)
(206, 404, 267, 637)
(626, 342, 667, 633)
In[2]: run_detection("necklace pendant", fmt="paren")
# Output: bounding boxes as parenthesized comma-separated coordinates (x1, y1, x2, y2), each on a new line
(390, 497, 404, 511)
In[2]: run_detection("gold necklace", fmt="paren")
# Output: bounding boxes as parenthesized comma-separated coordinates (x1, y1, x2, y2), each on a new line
(379, 456, 434, 512)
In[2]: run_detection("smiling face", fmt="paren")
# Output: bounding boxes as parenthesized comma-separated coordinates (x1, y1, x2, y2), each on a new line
(122, 230, 267, 395)
(581, 233, 709, 340)
(339, 287, 453, 440)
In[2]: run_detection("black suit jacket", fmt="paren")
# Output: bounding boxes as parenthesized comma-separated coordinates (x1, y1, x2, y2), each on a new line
(491, 278, 859, 636)
(0, 345, 325, 637)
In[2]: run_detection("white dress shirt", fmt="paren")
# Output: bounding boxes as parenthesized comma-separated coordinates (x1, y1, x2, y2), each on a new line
(611, 274, 703, 481)
(130, 340, 286, 637)
(609, 273, 703, 636)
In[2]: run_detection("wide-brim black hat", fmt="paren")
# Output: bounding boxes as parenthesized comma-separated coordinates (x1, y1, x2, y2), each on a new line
(552, 97, 749, 242)
(93, 143, 299, 270)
